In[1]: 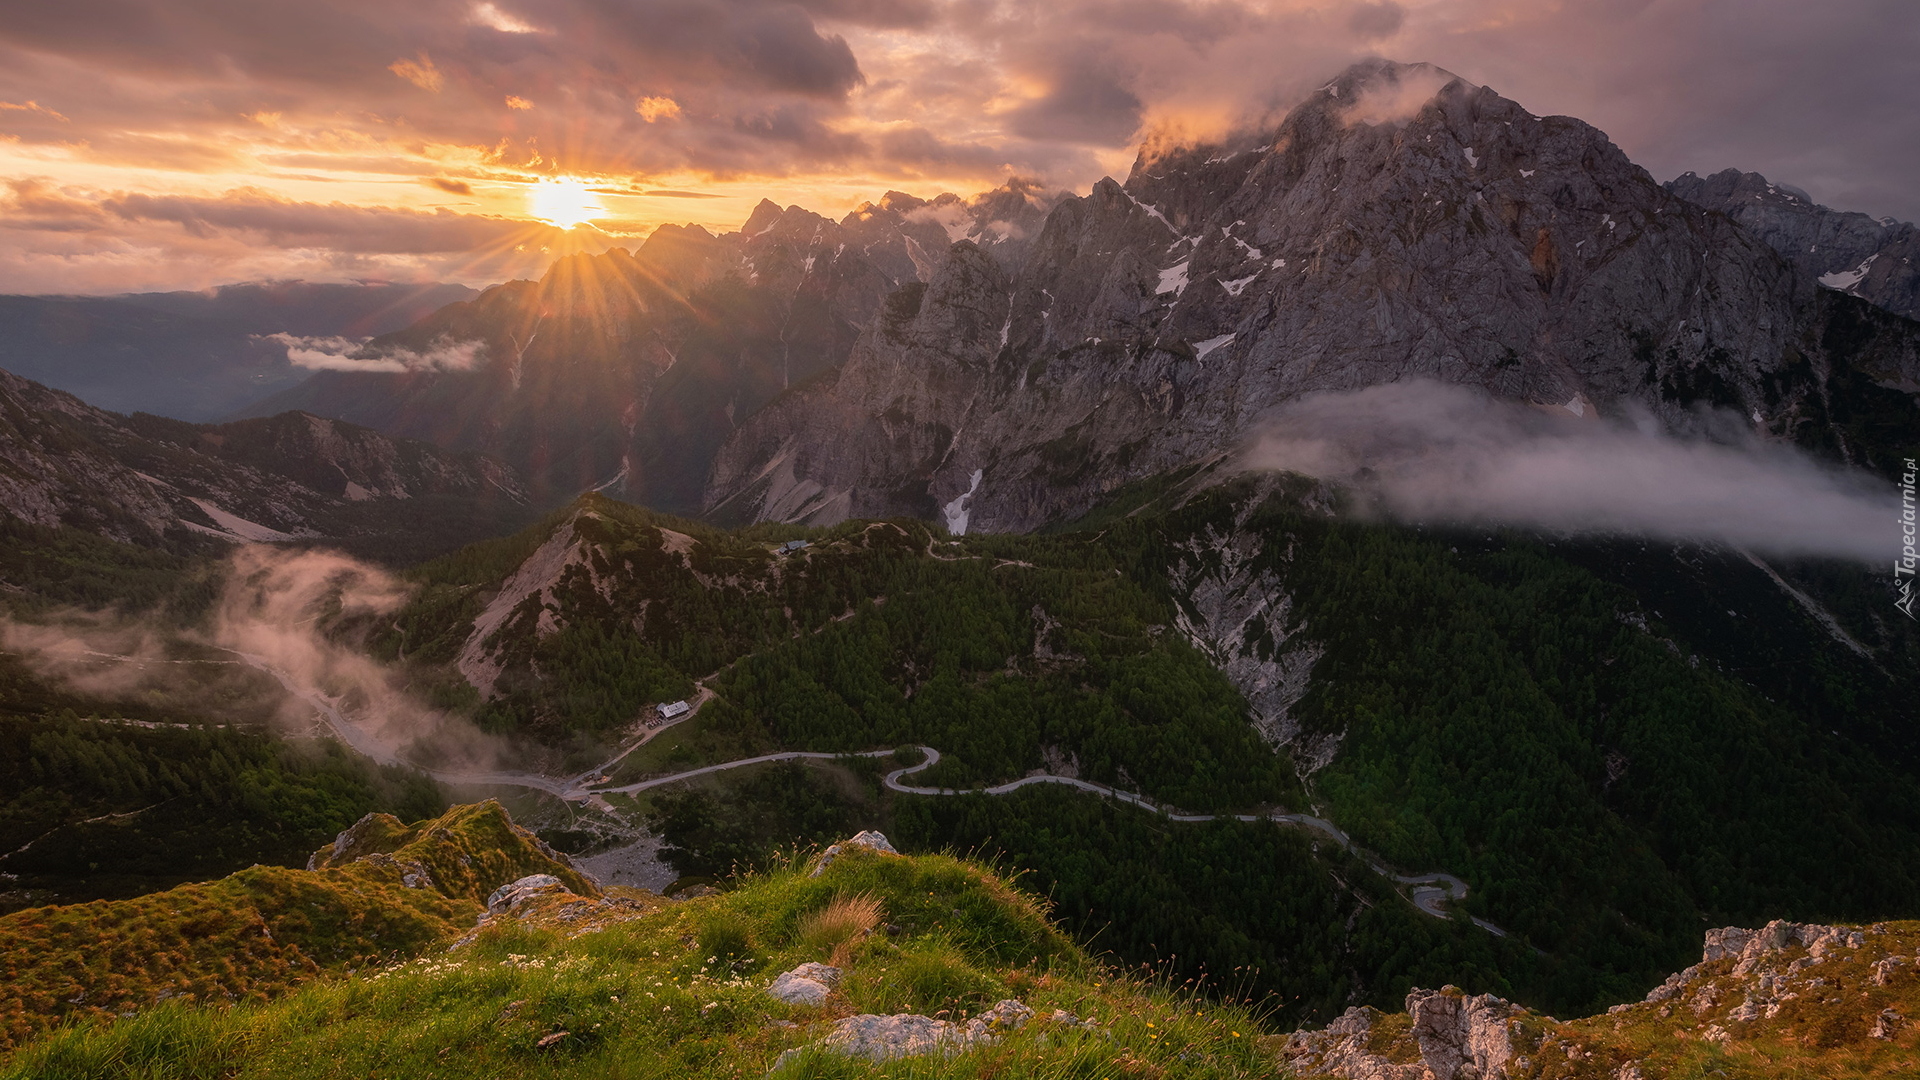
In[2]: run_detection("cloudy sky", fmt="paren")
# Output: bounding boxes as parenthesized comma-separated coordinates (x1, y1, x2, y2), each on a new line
(2, 0, 1914, 294)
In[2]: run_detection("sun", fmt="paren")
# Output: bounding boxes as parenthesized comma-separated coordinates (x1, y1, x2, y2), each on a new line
(528, 177, 605, 229)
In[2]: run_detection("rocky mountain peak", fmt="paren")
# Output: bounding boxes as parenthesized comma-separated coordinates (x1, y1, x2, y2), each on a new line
(705, 59, 1917, 532)
(238, 176, 1065, 511)
(1667, 167, 1920, 320)
(742, 197, 785, 237)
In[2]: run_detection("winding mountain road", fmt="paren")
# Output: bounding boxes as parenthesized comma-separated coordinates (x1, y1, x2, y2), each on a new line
(871, 746, 1487, 927)
(221, 646, 1500, 932)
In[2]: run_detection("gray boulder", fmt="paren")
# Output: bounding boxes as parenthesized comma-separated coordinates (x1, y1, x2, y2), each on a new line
(766, 962, 842, 1006)
(486, 874, 566, 914)
(810, 830, 901, 877)
(775, 999, 1034, 1066)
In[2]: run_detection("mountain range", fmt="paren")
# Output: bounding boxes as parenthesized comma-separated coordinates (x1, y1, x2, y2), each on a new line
(0, 366, 528, 562)
(1668, 167, 1920, 322)
(237, 182, 1059, 509)
(100, 60, 1905, 537)
(706, 60, 1920, 531)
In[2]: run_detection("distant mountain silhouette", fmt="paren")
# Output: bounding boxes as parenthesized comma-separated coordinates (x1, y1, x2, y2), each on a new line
(0, 281, 476, 422)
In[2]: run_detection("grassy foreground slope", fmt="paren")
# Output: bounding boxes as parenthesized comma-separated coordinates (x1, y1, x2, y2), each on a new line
(9, 820, 1916, 1080)
(2, 832, 1277, 1080)
(0, 802, 591, 1050)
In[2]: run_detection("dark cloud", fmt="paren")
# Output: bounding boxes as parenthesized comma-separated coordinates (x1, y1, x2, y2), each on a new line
(1, 0, 1915, 293)
(795, 0, 939, 29)
(93, 189, 546, 253)
(1346, 2, 1404, 40)
(874, 127, 1010, 172)
(1005, 56, 1145, 145)
(0, 0, 872, 184)
(0, 0, 865, 97)
(730, 104, 868, 160)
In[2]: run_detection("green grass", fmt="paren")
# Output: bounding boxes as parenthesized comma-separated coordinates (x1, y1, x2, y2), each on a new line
(0, 802, 591, 1051)
(1, 843, 1277, 1080)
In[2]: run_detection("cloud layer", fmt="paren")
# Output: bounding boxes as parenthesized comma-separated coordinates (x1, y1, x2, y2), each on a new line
(1246, 381, 1896, 566)
(264, 332, 488, 372)
(1, 1, 1914, 292)
(0, 546, 532, 778)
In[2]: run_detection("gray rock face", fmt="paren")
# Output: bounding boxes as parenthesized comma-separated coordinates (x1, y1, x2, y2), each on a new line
(1667, 168, 1920, 320)
(1646, 918, 1866, 1004)
(707, 59, 1913, 532)
(809, 830, 901, 877)
(1405, 987, 1520, 1080)
(1287, 986, 1521, 1080)
(1168, 520, 1328, 761)
(801, 999, 1034, 1062)
(1284, 1006, 1427, 1080)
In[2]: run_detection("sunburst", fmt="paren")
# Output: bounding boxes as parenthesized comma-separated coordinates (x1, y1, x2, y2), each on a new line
(528, 177, 605, 229)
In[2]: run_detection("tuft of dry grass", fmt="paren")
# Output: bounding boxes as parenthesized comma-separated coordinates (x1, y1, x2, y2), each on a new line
(796, 891, 885, 967)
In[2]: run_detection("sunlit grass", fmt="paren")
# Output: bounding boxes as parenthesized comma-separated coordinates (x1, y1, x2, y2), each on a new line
(1, 847, 1278, 1080)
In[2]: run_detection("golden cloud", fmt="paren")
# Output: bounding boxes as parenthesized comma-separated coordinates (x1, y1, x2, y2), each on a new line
(0, 100, 70, 122)
(388, 53, 444, 93)
(635, 97, 682, 123)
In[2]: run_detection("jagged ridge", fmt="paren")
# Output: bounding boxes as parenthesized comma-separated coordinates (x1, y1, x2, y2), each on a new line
(0, 366, 528, 557)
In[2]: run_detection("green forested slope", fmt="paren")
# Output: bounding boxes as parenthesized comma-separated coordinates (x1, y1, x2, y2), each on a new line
(3, 472, 1913, 1030)
(379, 483, 1918, 1020)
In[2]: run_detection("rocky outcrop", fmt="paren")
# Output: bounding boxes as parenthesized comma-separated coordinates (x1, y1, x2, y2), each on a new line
(1666, 168, 1920, 321)
(1167, 521, 1328, 761)
(486, 874, 567, 914)
(784, 998, 1035, 1064)
(766, 962, 841, 1006)
(1287, 988, 1528, 1080)
(1288, 919, 1920, 1078)
(708, 59, 1920, 531)
(1405, 988, 1525, 1079)
(811, 830, 900, 877)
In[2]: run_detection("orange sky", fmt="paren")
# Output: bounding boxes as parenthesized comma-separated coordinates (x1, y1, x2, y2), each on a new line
(1, 0, 1913, 294)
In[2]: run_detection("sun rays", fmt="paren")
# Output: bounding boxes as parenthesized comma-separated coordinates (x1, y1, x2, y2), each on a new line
(528, 177, 606, 229)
